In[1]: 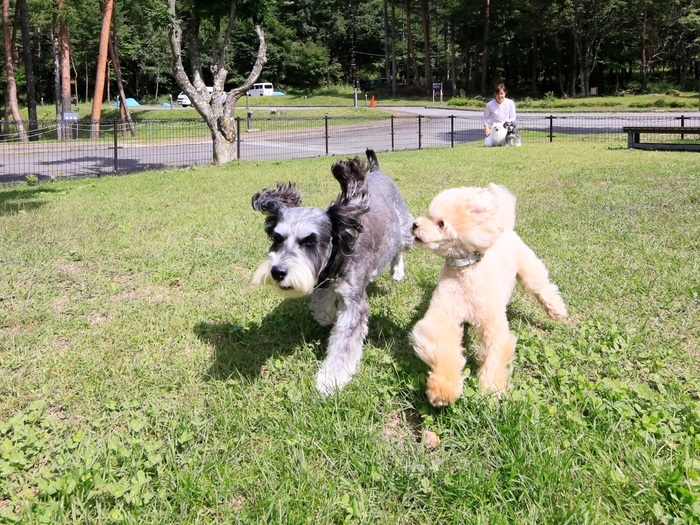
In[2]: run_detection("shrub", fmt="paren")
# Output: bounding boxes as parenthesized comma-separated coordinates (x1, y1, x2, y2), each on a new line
(25, 174, 39, 186)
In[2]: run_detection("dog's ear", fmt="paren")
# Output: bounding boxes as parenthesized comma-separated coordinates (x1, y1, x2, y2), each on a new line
(365, 149, 380, 173)
(487, 183, 516, 230)
(252, 182, 302, 215)
(331, 156, 369, 199)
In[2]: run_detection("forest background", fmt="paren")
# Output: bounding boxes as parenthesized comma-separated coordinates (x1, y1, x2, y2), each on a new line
(2, 0, 700, 122)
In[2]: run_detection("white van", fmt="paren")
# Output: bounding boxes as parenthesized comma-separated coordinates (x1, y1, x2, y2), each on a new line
(248, 83, 274, 97)
(176, 87, 226, 107)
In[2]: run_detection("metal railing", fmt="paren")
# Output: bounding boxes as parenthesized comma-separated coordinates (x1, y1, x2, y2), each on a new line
(1, 114, 698, 185)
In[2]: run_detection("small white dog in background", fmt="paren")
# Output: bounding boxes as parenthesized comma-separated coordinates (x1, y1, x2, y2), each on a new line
(485, 121, 522, 147)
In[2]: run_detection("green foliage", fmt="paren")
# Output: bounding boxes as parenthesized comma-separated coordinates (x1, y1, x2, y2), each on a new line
(280, 40, 343, 89)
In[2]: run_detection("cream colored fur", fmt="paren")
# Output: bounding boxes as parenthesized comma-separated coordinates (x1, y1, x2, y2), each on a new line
(410, 183, 567, 406)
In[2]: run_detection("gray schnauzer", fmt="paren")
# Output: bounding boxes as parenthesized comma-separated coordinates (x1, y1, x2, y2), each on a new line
(252, 150, 414, 395)
(503, 121, 522, 147)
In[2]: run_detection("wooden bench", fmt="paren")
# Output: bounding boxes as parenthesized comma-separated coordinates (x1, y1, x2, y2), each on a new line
(622, 126, 700, 151)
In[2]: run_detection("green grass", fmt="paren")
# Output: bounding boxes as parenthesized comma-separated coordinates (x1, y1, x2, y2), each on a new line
(27, 102, 390, 121)
(1, 144, 699, 523)
(23, 88, 700, 122)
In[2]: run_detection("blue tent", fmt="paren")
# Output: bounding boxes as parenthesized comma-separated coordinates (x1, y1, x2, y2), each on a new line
(113, 98, 141, 107)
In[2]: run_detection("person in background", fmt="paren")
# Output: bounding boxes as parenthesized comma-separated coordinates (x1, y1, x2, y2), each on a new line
(483, 83, 520, 145)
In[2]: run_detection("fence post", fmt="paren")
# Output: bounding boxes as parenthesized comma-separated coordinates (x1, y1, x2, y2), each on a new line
(325, 116, 329, 155)
(547, 115, 554, 142)
(450, 115, 454, 147)
(113, 120, 118, 173)
(236, 117, 241, 159)
(679, 115, 685, 140)
(418, 115, 422, 149)
(391, 115, 395, 151)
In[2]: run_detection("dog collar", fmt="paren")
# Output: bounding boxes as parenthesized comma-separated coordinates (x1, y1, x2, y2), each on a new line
(446, 253, 482, 268)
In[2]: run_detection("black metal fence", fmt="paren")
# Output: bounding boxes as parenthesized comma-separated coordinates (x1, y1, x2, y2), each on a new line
(1, 114, 698, 184)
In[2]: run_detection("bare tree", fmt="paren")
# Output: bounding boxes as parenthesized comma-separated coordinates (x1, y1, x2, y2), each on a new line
(166, 0, 268, 164)
(2, 0, 27, 141)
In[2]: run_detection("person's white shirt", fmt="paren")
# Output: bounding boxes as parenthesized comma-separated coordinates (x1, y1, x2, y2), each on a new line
(483, 98, 517, 126)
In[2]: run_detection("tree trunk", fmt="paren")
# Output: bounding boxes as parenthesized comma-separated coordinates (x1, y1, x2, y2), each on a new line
(449, 20, 456, 96)
(59, 4, 71, 116)
(531, 35, 537, 96)
(91, 0, 114, 138)
(391, 0, 397, 95)
(52, 32, 62, 128)
(420, 0, 432, 93)
(384, 0, 390, 88)
(481, 0, 490, 94)
(640, 8, 648, 93)
(404, 0, 420, 85)
(2, 0, 27, 141)
(16, 0, 38, 140)
(108, 5, 135, 136)
(554, 33, 566, 96)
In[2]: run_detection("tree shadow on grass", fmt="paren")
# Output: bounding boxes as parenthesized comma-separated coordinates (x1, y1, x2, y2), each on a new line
(0, 186, 61, 216)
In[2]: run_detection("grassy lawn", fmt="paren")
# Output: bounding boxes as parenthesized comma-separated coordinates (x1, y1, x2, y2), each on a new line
(1, 143, 699, 523)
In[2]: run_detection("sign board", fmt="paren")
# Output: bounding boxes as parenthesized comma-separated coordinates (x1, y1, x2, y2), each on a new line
(432, 82, 443, 90)
(63, 112, 79, 121)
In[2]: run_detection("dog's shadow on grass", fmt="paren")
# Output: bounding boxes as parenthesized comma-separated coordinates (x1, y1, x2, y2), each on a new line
(194, 298, 329, 382)
(194, 278, 558, 393)
(195, 278, 438, 384)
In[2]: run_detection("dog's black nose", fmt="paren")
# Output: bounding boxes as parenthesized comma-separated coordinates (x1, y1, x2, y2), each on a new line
(271, 265, 288, 282)
(411, 221, 418, 232)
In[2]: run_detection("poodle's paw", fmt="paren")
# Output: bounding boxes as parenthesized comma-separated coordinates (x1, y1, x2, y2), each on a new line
(426, 371, 464, 407)
(477, 368, 511, 396)
(545, 300, 568, 321)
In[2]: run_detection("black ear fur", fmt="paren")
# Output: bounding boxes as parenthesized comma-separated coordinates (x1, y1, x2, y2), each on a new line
(365, 149, 380, 173)
(331, 156, 368, 200)
(251, 182, 302, 215)
(326, 156, 370, 264)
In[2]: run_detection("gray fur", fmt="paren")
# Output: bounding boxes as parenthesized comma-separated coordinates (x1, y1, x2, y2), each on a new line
(252, 149, 414, 395)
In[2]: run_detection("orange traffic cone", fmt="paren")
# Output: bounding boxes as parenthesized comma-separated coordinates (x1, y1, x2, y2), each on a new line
(369, 95, 375, 108)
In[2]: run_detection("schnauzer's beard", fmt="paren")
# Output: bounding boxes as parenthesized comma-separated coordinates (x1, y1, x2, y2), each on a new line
(253, 257, 318, 298)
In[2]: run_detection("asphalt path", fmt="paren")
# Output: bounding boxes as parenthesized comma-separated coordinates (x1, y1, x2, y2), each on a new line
(1, 107, 698, 184)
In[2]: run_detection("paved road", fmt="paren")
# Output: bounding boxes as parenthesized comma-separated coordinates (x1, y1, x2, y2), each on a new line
(2, 108, 698, 184)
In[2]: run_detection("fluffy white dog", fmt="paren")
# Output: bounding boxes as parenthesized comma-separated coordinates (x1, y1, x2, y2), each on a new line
(410, 184, 567, 406)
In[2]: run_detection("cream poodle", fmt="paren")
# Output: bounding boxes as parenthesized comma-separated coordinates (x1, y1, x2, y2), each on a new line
(410, 183, 567, 406)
